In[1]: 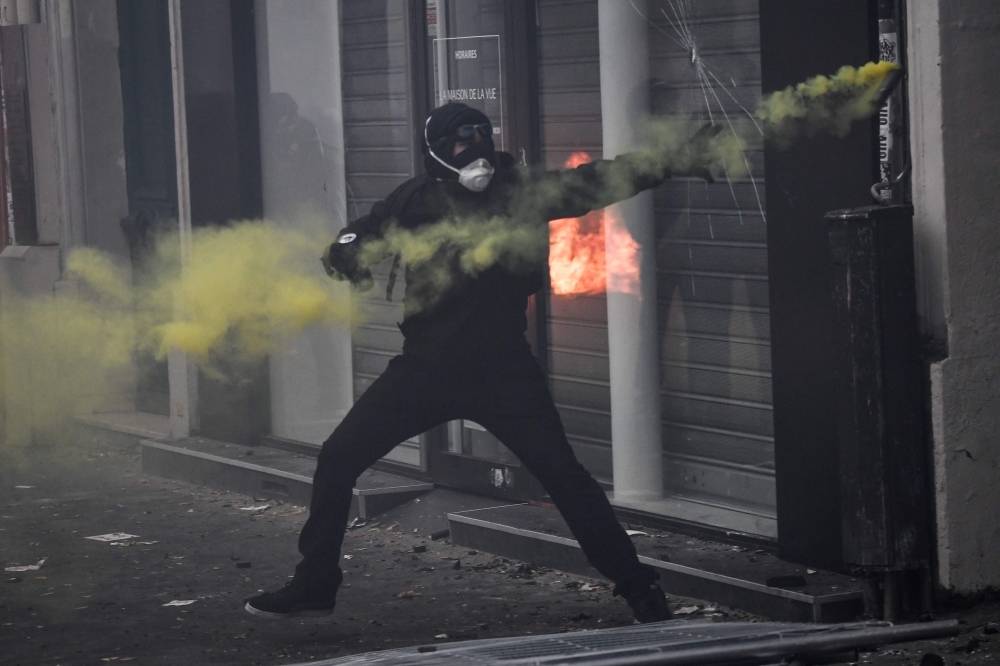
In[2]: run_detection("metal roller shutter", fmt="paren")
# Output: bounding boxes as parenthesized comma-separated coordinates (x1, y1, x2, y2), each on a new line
(341, 0, 422, 467)
(538, 0, 776, 529)
(537, 0, 613, 483)
(647, 0, 775, 527)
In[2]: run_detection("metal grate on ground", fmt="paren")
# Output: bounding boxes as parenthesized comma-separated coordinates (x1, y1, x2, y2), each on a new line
(297, 619, 958, 666)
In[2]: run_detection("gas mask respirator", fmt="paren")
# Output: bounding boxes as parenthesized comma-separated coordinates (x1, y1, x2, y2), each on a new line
(424, 117, 495, 192)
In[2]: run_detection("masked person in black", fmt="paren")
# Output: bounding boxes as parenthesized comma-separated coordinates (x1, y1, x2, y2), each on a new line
(246, 102, 718, 624)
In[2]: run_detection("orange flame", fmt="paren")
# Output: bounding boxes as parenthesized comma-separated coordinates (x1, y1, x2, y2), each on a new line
(605, 209, 640, 296)
(548, 152, 640, 296)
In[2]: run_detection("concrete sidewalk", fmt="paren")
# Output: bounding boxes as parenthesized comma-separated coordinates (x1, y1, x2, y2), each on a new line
(0, 436, 996, 666)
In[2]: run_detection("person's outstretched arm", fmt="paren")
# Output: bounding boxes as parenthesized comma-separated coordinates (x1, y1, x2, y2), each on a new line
(525, 125, 720, 221)
(321, 179, 417, 290)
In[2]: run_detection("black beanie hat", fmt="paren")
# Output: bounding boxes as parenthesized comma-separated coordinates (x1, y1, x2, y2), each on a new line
(423, 103, 495, 179)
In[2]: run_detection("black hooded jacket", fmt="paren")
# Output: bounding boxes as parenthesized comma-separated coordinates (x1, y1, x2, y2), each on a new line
(325, 150, 671, 374)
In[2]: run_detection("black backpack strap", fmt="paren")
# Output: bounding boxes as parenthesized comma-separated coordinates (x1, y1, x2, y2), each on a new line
(385, 252, 403, 301)
(383, 174, 428, 302)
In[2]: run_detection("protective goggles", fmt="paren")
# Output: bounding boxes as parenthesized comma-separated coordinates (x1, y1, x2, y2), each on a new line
(453, 123, 491, 141)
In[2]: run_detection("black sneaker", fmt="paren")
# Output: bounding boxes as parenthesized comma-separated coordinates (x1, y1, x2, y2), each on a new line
(245, 581, 336, 620)
(624, 583, 672, 624)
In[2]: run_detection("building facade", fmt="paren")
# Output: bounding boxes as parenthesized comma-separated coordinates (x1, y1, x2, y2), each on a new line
(0, 0, 996, 596)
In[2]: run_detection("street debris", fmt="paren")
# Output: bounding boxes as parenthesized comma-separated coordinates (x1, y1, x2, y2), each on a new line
(954, 635, 985, 653)
(110, 540, 158, 548)
(413, 545, 427, 553)
(434, 633, 448, 640)
(239, 505, 269, 513)
(4, 558, 46, 573)
(86, 533, 139, 542)
(430, 529, 450, 541)
(674, 605, 701, 615)
(162, 600, 198, 607)
(452, 560, 462, 570)
(348, 517, 368, 529)
(235, 561, 252, 569)
(579, 583, 595, 592)
(625, 530, 648, 537)
(14, 486, 34, 489)
(397, 590, 422, 599)
(273, 506, 307, 517)
(343, 554, 354, 560)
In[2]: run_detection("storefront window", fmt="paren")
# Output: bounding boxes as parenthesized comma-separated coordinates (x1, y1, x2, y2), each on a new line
(255, 0, 354, 445)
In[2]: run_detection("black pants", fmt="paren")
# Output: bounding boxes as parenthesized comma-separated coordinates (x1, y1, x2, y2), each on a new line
(295, 352, 655, 596)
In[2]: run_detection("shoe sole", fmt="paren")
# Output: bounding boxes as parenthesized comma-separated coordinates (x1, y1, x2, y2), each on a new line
(244, 602, 334, 620)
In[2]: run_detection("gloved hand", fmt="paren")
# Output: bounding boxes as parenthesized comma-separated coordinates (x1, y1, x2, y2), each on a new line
(321, 234, 374, 292)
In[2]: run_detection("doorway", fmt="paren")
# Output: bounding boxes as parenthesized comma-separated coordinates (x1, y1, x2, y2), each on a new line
(422, 0, 546, 501)
(116, 0, 177, 416)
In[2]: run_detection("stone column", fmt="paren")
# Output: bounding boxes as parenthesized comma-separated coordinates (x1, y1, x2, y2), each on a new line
(598, 0, 663, 502)
(166, 0, 199, 438)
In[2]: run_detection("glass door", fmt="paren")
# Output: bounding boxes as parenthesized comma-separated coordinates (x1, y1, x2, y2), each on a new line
(430, 11, 507, 149)
(424, 0, 545, 501)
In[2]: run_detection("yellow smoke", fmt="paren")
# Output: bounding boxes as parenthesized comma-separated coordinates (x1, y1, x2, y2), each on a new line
(0, 62, 897, 442)
(757, 61, 900, 147)
(642, 117, 751, 179)
(1, 250, 137, 441)
(345, 117, 751, 310)
(150, 221, 356, 366)
(0, 222, 358, 442)
(328, 62, 898, 317)
(360, 214, 549, 314)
